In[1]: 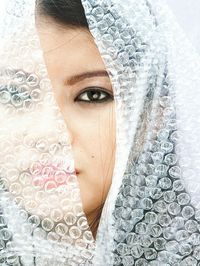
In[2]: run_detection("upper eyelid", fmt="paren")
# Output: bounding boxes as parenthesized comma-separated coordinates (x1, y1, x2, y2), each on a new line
(76, 86, 113, 96)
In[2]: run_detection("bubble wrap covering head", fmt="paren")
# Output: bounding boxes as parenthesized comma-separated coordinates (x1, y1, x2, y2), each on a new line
(0, 0, 200, 265)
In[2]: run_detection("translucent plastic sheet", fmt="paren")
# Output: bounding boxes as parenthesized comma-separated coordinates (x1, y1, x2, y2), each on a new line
(0, 0, 94, 265)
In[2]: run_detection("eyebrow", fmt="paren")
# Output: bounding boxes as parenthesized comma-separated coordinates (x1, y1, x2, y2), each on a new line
(66, 70, 110, 86)
(0, 68, 111, 86)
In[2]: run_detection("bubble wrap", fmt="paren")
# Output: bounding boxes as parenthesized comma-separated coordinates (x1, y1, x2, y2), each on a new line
(1, 0, 200, 265)
(81, 0, 200, 265)
(0, 0, 94, 265)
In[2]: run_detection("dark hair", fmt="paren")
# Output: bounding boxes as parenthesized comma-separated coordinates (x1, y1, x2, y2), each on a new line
(36, 0, 89, 28)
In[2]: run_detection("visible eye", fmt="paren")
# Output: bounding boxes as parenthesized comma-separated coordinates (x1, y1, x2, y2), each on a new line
(75, 87, 113, 103)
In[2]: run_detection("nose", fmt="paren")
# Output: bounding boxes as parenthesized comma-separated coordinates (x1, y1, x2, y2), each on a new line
(56, 120, 74, 148)
(59, 107, 75, 147)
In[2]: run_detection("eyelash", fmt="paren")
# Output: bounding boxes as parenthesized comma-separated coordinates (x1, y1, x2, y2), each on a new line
(74, 87, 114, 104)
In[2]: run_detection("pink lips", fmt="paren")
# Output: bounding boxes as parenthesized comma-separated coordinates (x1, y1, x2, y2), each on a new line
(30, 162, 78, 189)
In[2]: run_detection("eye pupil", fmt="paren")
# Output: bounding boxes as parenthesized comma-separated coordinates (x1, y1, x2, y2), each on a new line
(88, 90, 101, 101)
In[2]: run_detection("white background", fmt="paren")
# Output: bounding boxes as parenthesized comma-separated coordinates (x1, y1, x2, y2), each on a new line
(166, 0, 200, 54)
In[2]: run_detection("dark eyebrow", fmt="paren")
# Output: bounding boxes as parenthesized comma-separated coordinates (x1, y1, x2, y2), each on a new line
(0, 68, 111, 86)
(66, 70, 111, 86)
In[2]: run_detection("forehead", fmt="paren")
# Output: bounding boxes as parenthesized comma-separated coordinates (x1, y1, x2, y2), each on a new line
(36, 18, 107, 77)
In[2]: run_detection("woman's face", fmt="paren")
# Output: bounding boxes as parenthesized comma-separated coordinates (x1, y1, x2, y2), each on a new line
(36, 18, 116, 225)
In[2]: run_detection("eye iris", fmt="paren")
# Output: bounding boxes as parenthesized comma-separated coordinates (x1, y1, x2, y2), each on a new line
(88, 90, 102, 101)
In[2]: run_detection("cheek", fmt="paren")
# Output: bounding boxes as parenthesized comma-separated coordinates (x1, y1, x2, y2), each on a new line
(58, 101, 116, 216)
(73, 104, 116, 213)
(76, 104, 116, 169)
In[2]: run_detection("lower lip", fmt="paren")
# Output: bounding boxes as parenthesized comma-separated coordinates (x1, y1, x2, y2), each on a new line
(31, 163, 79, 188)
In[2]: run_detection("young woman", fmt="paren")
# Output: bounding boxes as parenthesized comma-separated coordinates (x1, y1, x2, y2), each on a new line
(0, 0, 200, 265)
